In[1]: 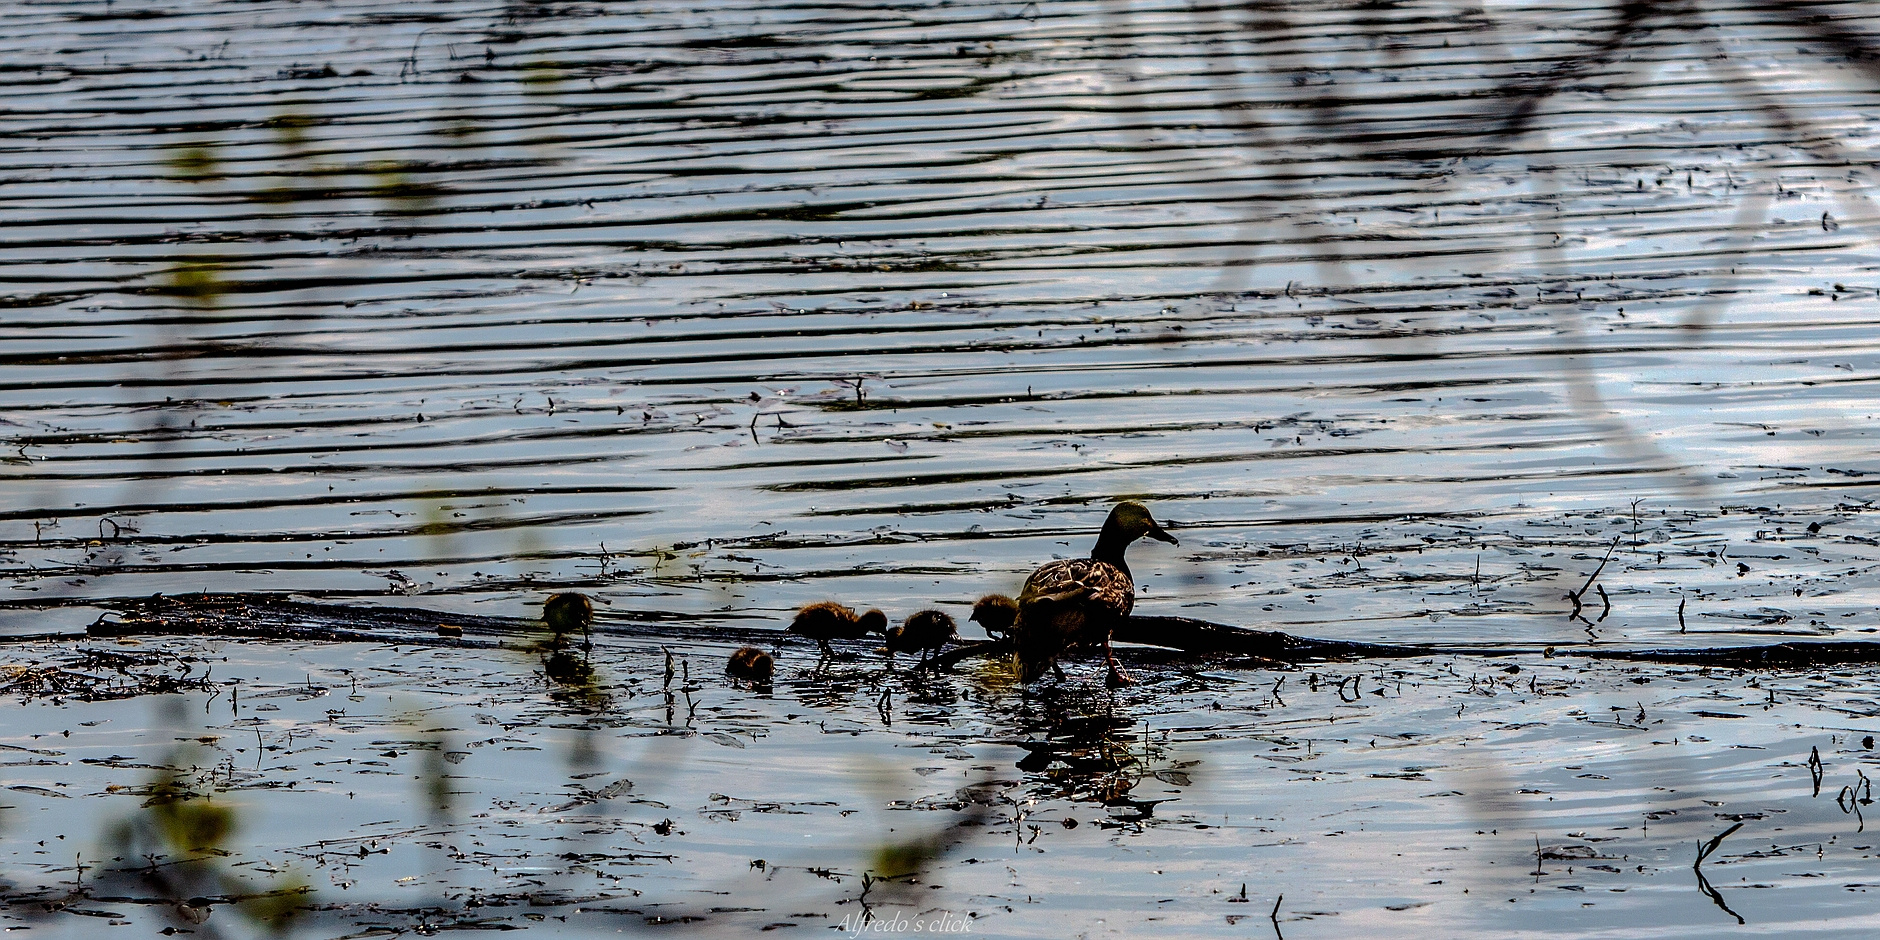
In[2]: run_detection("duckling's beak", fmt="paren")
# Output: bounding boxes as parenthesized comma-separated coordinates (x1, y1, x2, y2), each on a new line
(1147, 524, 1178, 545)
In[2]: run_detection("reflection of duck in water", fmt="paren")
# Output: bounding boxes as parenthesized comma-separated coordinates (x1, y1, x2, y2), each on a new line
(788, 602, 888, 656)
(1003, 687, 1174, 814)
(886, 609, 956, 669)
(1013, 501, 1177, 686)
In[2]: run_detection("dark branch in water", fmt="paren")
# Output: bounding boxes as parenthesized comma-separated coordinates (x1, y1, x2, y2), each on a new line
(55, 594, 1880, 674)
(1566, 536, 1621, 624)
(1692, 821, 1746, 925)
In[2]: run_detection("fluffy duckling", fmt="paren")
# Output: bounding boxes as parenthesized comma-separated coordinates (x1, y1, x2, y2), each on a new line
(726, 646, 774, 683)
(542, 592, 594, 646)
(886, 609, 957, 669)
(969, 594, 1018, 640)
(788, 601, 888, 655)
(1012, 501, 1176, 687)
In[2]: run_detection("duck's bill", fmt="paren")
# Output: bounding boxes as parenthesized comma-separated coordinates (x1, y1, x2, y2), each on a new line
(1147, 525, 1178, 545)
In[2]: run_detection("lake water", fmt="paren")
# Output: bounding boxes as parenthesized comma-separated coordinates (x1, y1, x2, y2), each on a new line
(4, 0, 1880, 934)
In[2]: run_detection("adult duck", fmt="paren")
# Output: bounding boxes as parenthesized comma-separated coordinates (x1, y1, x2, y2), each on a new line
(1013, 501, 1176, 686)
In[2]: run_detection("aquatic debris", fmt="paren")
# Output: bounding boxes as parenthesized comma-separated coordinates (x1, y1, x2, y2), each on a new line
(1692, 821, 1747, 925)
(1565, 535, 1620, 626)
(0, 648, 211, 702)
(88, 593, 509, 648)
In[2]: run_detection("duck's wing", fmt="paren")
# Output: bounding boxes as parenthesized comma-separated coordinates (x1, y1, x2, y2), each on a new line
(1020, 558, 1134, 619)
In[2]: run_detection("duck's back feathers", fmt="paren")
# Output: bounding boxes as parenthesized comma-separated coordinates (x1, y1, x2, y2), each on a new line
(726, 646, 774, 682)
(1012, 559, 1135, 682)
(889, 609, 956, 656)
(789, 601, 879, 644)
(542, 592, 594, 644)
(1019, 558, 1134, 621)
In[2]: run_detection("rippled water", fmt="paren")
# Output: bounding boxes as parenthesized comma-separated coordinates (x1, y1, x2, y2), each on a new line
(5, 635, 1880, 937)
(5, 0, 1880, 647)
(5, 0, 1880, 934)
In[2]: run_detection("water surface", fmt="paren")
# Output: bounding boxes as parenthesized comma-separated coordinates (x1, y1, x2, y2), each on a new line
(4, 0, 1880, 934)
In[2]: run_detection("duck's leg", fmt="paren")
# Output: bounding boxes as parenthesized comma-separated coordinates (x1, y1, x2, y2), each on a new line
(1103, 633, 1134, 687)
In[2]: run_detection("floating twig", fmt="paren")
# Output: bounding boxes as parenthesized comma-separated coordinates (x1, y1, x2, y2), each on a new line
(1565, 535, 1622, 622)
(1695, 821, 1744, 868)
(1693, 821, 1746, 925)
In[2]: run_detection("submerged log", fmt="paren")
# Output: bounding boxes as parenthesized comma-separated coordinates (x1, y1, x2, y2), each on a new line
(1588, 641, 1880, 669)
(1116, 616, 1430, 660)
(40, 592, 1880, 671)
(84, 592, 514, 648)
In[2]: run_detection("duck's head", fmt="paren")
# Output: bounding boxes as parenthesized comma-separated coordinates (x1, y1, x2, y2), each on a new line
(859, 608, 889, 633)
(1107, 500, 1177, 546)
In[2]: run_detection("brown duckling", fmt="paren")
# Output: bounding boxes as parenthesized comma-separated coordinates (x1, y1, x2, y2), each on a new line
(885, 609, 957, 668)
(1012, 500, 1176, 687)
(969, 594, 1018, 640)
(726, 646, 774, 683)
(788, 601, 888, 655)
(542, 592, 594, 646)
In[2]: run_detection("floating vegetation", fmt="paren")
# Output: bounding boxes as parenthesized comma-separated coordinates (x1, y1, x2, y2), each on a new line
(0, 648, 213, 702)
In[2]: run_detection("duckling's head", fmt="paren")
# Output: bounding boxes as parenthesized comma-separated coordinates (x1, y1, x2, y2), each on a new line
(858, 608, 889, 634)
(542, 592, 594, 635)
(1107, 500, 1177, 546)
(726, 646, 774, 682)
(884, 625, 915, 654)
(969, 594, 1019, 636)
